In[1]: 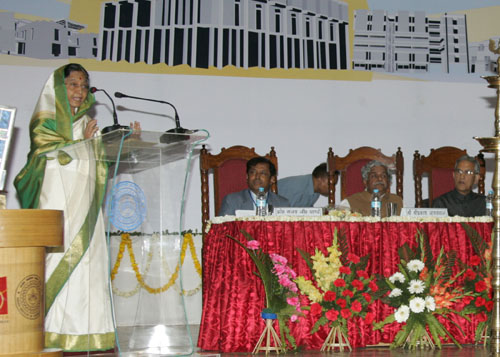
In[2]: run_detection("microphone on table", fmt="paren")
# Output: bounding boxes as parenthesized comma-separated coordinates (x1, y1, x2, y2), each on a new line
(90, 87, 130, 134)
(114, 91, 191, 144)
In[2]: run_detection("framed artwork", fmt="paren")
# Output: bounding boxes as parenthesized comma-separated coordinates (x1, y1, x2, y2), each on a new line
(0, 106, 16, 191)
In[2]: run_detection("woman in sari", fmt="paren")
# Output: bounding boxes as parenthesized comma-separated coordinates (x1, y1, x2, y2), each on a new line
(14, 63, 115, 352)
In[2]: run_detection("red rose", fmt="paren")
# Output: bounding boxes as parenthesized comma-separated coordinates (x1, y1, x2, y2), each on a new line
(341, 309, 352, 319)
(364, 312, 375, 325)
(324, 291, 337, 302)
(310, 303, 323, 317)
(475, 296, 486, 307)
(477, 312, 488, 322)
(336, 298, 347, 308)
(462, 296, 474, 305)
(339, 266, 351, 275)
(369, 280, 378, 292)
(357, 270, 369, 279)
(334, 278, 346, 287)
(470, 255, 481, 266)
(347, 253, 360, 264)
(325, 309, 339, 321)
(362, 293, 372, 303)
(352, 279, 364, 291)
(342, 289, 354, 298)
(475, 280, 487, 293)
(464, 269, 476, 280)
(351, 300, 362, 312)
(486, 300, 494, 312)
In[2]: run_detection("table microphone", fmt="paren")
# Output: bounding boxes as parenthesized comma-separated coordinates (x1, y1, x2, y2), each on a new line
(114, 91, 190, 144)
(90, 87, 130, 134)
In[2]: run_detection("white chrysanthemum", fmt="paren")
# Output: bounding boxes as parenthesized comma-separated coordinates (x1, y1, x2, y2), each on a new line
(408, 279, 425, 294)
(389, 272, 405, 284)
(394, 305, 410, 323)
(389, 288, 403, 298)
(425, 296, 436, 312)
(409, 297, 426, 313)
(407, 259, 425, 273)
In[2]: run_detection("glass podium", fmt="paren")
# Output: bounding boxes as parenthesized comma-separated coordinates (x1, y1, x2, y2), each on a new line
(43, 129, 207, 355)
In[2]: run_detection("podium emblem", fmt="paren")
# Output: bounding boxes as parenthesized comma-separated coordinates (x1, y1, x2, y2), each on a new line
(108, 181, 147, 231)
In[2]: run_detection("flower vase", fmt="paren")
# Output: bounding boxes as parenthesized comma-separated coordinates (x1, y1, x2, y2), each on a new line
(252, 312, 285, 354)
(404, 327, 435, 350)
(321, 324, 352, 352)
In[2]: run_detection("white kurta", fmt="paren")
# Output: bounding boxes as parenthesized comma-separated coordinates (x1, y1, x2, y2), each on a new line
(40, 117, 114, 351)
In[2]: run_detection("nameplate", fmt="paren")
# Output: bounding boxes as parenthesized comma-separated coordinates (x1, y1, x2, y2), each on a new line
(400, 208, 448, 217)
(273, 207, 323, 216)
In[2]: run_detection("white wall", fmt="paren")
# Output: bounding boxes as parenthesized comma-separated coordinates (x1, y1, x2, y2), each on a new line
(1, 64, 496, 232)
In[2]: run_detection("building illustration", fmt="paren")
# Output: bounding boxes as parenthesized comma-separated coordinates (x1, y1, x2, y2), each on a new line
(98, 0, 350, 70)
(352, 9, 497, 75)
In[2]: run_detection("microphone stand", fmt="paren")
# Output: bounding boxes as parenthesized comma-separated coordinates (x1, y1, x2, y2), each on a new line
(91, 87, 130, 134)
(114, 92, 190, 144)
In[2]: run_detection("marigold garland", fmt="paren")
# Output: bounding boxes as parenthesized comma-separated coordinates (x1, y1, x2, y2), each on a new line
(111, 232, 202, 295)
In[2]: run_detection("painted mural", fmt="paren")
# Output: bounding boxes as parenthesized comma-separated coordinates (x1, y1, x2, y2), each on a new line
(0, 0, 499, 82)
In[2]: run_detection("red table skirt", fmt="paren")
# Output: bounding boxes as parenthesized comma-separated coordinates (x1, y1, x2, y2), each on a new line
(198, 219, 493, 352)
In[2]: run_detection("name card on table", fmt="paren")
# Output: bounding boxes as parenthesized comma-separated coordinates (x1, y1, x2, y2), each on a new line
(400, 208, 448, 217)
(273, 207, 323, 216)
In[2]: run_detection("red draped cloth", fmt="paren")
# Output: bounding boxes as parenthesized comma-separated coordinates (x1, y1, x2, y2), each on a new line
(198, 219, 493, 352)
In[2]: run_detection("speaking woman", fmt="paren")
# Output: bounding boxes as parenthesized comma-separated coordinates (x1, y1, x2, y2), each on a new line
(14, 63, 114, 352)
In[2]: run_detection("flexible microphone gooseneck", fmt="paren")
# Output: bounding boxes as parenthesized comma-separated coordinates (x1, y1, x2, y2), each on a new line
(114, 91, 190, 143)
(90, 87, 130, 134)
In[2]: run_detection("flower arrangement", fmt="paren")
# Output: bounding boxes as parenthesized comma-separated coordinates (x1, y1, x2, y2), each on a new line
(374, 230, 469, 349)
(458, 223, 493, 344)
(294, 228, 377, 345)
(226, 230, 301, 350)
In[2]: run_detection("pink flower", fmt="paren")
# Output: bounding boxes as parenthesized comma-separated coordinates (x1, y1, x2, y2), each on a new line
(273, 264, 287, 275)
(270, 253, 288, 265)
(287, 297, 300, 307)
(246, 240, 260, 250)
(290, 315, 298, 322)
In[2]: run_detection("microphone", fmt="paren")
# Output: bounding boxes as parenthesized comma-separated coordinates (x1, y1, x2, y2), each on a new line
(114, 91, 190, 143)
(90, 87, 130, 134)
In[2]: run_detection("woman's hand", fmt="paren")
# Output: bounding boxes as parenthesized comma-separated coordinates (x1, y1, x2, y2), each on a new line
(84, 119, 99, 139)
(130, 121, 141, 133)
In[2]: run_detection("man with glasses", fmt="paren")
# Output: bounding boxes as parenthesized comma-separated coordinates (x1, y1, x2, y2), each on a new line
(218, 157, 290, 216)
(432, 155, 486, 216)
(339, 160, 403, 217)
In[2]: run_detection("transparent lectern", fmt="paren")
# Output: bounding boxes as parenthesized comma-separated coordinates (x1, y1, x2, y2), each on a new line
(43, 129, 207, 355)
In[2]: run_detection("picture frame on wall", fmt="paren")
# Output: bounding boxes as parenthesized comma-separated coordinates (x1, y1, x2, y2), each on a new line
(0, 106, 16, 191)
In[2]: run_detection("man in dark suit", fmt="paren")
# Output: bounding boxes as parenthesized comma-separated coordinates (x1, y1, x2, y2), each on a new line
(218, 156, 290, 216)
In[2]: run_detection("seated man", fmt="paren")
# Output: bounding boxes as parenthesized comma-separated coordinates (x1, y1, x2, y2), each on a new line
(277, 163, 330, 207)
(432, 155, 485, 217)
(218, 157, 290, 216)
(339, 160, 403, 217)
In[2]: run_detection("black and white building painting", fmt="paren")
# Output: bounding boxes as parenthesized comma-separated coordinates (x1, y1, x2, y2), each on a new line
(98, 0, 350, 70)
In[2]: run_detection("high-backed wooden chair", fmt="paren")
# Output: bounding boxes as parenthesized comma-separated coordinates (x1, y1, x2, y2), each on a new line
(413, 146, 486, 207)
(327, 146, 404, 206)
(200, 145, 278, 232)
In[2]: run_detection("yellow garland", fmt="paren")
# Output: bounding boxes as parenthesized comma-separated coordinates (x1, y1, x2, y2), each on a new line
(111, 232, 202, 295)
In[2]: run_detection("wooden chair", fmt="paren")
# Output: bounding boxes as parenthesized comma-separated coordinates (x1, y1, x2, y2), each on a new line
(327, 146, 404, 206)
(200, 145, 278, 232)
(413, 146, 486, 207)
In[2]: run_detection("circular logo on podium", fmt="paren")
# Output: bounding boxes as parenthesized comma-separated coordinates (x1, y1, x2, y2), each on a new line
(108, 181, 147, 231)
(15, 274, 42, 320)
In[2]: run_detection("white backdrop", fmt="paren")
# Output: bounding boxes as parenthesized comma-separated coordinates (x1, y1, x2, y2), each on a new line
(2, 64, 495, 231)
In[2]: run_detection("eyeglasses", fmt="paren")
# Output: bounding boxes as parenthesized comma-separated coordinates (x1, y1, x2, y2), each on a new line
(65, 81, 89, 91)
(454, 169, 476, 176)
(248, 169, 270, 178)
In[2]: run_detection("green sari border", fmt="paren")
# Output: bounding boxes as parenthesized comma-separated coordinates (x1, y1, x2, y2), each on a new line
(45, 331, 115, 352)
